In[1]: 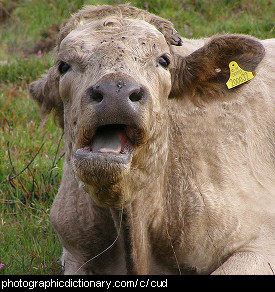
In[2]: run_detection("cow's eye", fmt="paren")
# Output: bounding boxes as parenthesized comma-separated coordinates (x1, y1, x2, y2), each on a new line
(58, 61, 71, 75)
(158, 55, 170, 68)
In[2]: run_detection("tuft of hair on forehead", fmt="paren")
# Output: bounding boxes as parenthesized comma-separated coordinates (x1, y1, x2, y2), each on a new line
(57, 4, 182, 49)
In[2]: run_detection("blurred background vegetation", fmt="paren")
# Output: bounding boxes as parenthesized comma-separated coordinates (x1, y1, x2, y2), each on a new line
(0, 0, 274, 274)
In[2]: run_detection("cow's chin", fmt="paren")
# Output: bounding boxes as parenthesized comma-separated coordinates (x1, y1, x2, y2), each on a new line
(72, 149, 134, 207)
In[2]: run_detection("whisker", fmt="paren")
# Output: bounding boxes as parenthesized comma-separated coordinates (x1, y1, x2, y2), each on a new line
(74, 204, 124, 274)
(165, 222, 182, 275)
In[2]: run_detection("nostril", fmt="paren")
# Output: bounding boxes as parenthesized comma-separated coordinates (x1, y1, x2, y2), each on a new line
(93, 91, 104, 103)
(88, 87, 104, 103)
(129, 88, 144, 102)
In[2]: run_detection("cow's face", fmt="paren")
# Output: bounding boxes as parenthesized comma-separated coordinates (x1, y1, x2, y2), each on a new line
(30, 6, 265, 207)
(62, 19, 173, 206)
(30, 8, 181, 207)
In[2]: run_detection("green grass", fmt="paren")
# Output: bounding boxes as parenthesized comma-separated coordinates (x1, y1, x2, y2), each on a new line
(0, 0, 274, 275)
(0, 83, 64, 274)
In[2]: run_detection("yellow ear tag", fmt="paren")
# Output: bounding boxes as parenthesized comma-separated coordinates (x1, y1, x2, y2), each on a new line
(226, 61, 256, 89)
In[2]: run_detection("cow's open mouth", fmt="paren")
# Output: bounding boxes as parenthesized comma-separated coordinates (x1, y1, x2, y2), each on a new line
(74, 124, 135, 164)
(91, 124, 134, 155)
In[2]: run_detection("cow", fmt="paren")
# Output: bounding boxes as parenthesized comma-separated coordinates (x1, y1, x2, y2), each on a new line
(30, 5, 275, 275)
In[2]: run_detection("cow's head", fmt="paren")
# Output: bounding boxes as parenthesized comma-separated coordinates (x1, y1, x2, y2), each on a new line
(30, 5, 181, 206)
(30, 5, 264, 207)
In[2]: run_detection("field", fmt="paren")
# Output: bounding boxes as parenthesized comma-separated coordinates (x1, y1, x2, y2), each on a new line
(0, 0, 274, 275)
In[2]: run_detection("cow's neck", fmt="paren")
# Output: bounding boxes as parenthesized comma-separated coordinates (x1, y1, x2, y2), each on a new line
(111, 171, 167, 275)
(110, 206, 136, 274)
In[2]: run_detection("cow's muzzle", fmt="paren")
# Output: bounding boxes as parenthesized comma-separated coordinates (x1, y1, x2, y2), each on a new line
(72, 73, 150, 188)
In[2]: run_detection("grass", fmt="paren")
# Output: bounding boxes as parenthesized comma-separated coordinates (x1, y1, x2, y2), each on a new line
(0, 0, 274, 275)
(0, 82, 64, 274)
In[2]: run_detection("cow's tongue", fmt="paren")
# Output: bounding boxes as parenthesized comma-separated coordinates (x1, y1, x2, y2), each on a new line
(91, 127, 128, 154)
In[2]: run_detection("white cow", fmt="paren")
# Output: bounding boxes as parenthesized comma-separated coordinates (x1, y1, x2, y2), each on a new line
(30, 5, 275, 274)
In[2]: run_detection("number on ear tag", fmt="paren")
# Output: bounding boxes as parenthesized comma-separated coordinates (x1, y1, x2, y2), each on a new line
(226, 61, 256, 89)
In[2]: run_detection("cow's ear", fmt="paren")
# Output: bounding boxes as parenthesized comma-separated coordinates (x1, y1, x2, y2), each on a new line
(147, 16, 182, 46)
(169, 35, 265, 103)
(30, 66, 64, 128)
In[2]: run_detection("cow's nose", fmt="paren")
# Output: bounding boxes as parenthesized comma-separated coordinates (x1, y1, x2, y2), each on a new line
(88, 81, 144, 104)
(86, 76, 148, 126)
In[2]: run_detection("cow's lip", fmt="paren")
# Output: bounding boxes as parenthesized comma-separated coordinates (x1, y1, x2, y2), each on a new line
(74, 124, 135, 164)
